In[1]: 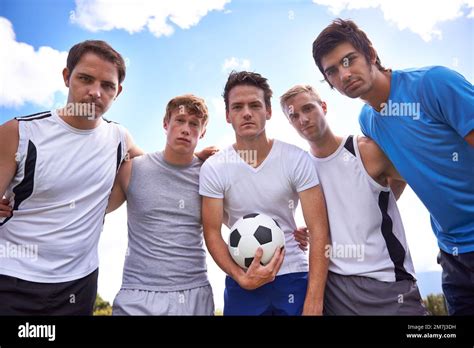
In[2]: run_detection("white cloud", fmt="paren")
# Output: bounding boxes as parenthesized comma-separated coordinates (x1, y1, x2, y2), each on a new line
(0, 17, 68, 108)
(222, 57, 251, 73)
(72, 0, 230, 38)
(313, 0, 474, 41)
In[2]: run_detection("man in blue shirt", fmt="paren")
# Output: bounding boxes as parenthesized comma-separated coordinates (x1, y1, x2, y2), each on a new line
(312, 19, 474, 315)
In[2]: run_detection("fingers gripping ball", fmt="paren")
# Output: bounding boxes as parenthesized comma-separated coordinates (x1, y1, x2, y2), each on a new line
(228, 213, 285, 269)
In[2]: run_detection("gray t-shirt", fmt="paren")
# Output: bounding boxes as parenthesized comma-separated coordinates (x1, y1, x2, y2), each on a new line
(121, 151, 209, 292)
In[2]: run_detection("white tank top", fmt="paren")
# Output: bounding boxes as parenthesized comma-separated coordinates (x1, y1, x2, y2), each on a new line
(313, 135, 416, 282)
(0, 110, 127, 282)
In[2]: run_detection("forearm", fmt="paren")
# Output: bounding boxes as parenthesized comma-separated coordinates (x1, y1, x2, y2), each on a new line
(305, 228, 329, 307)
(106, 189, 125, 214)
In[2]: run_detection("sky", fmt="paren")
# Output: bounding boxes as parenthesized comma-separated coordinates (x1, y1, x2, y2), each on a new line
(1, 0, 473, 311)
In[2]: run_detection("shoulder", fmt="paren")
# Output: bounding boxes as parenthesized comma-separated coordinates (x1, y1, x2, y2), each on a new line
(201, 145, 232, 169)
(276, 139, 307, 156)
(14, 111, 52, 122)
(357, 136, 384, 159)
(0, 119, 19, 142)
(398, 66, 459, 85)
(357, 136, 390, 177)
(0, 118, 19, 132)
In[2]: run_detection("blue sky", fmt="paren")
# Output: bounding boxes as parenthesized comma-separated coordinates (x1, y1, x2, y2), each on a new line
(1, 0, 473, 308)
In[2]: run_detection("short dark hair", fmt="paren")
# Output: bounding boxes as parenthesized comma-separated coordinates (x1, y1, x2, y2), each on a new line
(312, 19, 388, 87)
(223, 71, 273, 111)
(66, 40, 126, 84)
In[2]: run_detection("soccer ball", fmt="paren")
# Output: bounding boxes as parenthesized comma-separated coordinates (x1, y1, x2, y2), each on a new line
(228, 213, 285, 269)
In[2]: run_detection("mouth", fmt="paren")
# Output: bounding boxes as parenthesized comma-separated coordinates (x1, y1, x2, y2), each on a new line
(344, 80, 361, 93)
(241, 122, 255, 127)
(176, 137, 191, 144)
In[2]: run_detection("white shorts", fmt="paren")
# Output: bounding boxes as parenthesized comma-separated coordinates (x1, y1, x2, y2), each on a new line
(112, 285, 215, 316)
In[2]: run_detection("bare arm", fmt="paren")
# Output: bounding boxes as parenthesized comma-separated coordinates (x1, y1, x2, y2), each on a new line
(298, 185, 330, 315)
(386, 165, 407, 200)
(0, 120, 19, 217)
(106, 158, 132, 214)
(202, 196, 284, 290)
(358, 136, 406, 200)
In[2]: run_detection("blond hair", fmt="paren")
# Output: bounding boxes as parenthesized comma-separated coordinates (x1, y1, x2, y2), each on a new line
(164, 94, 209, 127)
(280, 85, 322, 115)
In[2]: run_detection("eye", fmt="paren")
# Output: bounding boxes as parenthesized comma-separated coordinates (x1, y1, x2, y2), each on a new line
(79, 75, 91, 82)
(302, 105, 314, 113)
(103, 83, 115, 91)
(232, 105, 242, 110)
(326, 69, 335, 77)
(289, 113, 299, 122)
(190, 122, 199, 128)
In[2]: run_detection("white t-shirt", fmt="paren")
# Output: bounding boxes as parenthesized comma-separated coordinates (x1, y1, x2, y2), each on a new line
(199, 139, 319, 275)
(0, 110, 127, 283)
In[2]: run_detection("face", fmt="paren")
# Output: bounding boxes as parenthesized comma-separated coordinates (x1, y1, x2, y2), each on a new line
(284, 92, 327, 142)
(226, 85, 271, 140)
(320, 42, 376, 99)
(63, 52, 122, 118)
(164, 109, 205, 156)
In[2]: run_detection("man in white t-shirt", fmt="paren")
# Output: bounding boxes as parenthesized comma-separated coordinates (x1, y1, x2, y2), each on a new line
(199, 71, 329, 315)
(280, 84, 427, 315)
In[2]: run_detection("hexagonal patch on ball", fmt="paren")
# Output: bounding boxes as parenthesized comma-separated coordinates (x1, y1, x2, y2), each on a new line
(229, 229, 241, 247)
(254, 226, 272, 245)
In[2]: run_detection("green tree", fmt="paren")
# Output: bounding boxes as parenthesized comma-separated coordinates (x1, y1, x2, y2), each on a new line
(423, 293, 448, 315)
(93, 294, 112, 316)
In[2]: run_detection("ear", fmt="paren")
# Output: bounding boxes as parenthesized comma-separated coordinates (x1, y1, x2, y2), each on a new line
(368, 46, 377, 65)
(62, 68, 70, 87)
(225, 110, 231, 124)
(321, 101, 328, 115)
(266, 106, 272, 120)
(199, 127, 207, 139)
(114, 84, 123, 100)
(163, 118, 169, 132)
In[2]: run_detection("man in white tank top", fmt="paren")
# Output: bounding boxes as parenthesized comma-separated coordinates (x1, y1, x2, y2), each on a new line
(280, 85, 427, 315)
(0, 40, 142, 315)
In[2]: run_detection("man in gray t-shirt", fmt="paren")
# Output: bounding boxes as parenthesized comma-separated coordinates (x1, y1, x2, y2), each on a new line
(106, 94, 217, 315)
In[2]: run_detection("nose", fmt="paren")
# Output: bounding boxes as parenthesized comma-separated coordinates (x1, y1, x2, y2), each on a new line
(88, 82, 102, 99)
(300, 112, 310, 126)
(242, 105, 252, 120)
(341, 66, 352, 83)
(181, 123, 190, 135)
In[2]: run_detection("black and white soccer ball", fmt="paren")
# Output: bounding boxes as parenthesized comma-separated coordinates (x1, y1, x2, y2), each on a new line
(228, 213, 285, 269)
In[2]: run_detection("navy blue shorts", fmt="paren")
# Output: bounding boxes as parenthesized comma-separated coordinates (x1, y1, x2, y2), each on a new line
(224, 272, 308, 316)
(437, 249, 474, 315)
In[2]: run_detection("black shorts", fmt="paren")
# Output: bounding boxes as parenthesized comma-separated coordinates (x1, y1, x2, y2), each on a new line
(0, 268, 98, 315)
